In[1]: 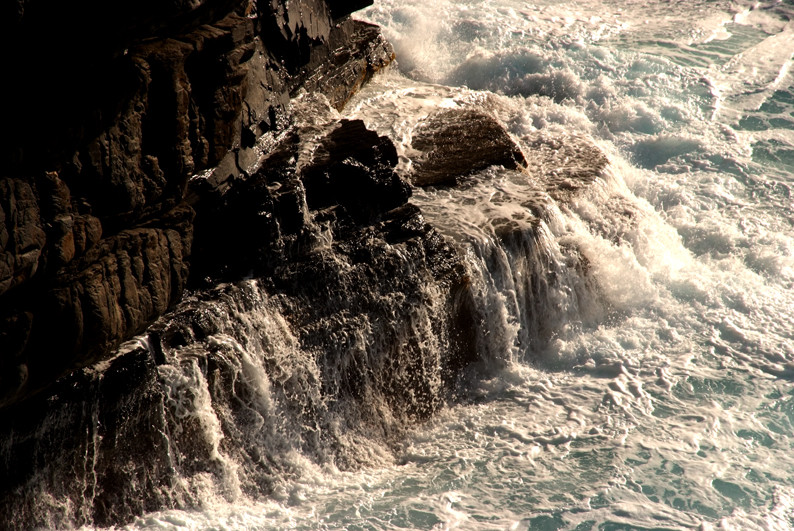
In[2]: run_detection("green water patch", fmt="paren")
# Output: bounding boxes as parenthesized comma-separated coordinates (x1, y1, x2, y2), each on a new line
(611, 23, 770, 71)
(598, 523, 683, 531)
(525, 513, 568, 530)
(736, 428, 776, 448)
(712, 478, 753, 510)
(770, 393, 794, 431)
(630, 136, 702, 169)
(398, 508, 444, 528)
(671, 376, 746, 409)
(752, 140, 794, 172)
(735, 86, 794, 174)
(692, 24, 771, 65)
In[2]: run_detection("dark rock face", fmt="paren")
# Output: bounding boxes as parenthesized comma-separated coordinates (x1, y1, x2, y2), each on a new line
(0, 164, 193, 406)
(0, 199, 193, 407)
(328, 0, 375, 19)
(0, 115, 477, 528)
(301, 119, 408, 221)
(410, 108, 528, 187)
(0, 0, 489, 527)
(189, 114, 477, 409)
(186, 114, 476, 425)
(189, 117, 408, 282)
(0, 347, 175, 529)
(0, 1, 393, 408)
(1, 0, 250, 54)
(301, 19, 395, 110)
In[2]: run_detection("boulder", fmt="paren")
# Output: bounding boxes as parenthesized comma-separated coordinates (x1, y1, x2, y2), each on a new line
(409, 108, 527, 187)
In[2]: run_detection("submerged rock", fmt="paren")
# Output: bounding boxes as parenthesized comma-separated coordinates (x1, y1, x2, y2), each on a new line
(409, 108, 527, 187)
(522, 132, 610, 201)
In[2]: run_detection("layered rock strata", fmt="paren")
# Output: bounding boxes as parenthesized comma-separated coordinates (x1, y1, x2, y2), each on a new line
(0, 0, 393, 408)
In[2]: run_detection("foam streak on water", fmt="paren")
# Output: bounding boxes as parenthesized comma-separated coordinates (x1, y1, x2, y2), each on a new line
(116, 0, 794, 529)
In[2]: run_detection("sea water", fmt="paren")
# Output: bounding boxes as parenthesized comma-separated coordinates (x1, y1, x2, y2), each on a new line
(117, 0, 794, 529)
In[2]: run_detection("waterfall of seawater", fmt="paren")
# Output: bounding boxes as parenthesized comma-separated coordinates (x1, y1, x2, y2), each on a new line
(117, 97, 664, 528)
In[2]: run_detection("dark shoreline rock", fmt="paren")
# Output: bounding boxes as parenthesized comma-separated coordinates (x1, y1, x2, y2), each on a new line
(409, 108, 528, 187)
(0, 111, 478, 529)
(0, 2, 616, 528)
(0, 1, 388, 409)
(0, 1, 484, 527)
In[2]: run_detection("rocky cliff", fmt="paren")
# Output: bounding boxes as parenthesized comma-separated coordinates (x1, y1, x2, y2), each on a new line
(0, 110, 480, 529)
(0, 0, 393, 409)
(0, 1, 480, 527)
(0, 3, 614, 527)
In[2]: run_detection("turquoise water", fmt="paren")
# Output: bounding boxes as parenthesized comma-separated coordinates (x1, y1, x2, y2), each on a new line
(119, 1, 794, 529)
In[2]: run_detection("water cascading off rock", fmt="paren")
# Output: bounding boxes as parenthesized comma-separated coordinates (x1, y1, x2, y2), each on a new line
(0, 114, 480, 528)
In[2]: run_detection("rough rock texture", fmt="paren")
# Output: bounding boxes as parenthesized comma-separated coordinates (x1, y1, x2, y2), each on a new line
(0, 0, 391, 408)
(190, 119, 410, 281)
(1, 0, 250, 53)
(301, 20, 396, 110)
(410, 108, 528, 187)
(185, 115, 477, 432)
(0, 117, 477, 529)
(0, 347, 174, 529)
(190, 117, 477, 394)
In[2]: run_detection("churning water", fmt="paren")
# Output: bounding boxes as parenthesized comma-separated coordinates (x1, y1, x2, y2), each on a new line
(115, 0, 794, 529)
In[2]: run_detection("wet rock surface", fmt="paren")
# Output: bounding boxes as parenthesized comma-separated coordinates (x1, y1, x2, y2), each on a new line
(190, 115, 477, 409)
(0, 1, 391, 409)
(0, 1, 619, 527)
(410, 108, 528, 187)
(522, 132, 610, 201)
(0, 115, 477, 528)
(0, 347, 174, 529)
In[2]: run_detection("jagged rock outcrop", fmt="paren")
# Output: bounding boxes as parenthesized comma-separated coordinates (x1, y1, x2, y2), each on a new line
(409, 108, 528, 187)
(0, 115, 477, 529)
(178, 115, 477, 426)
(191, 118, 409, 280)
(189, 117, 477, 405)
(0, 0, 391, 408)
